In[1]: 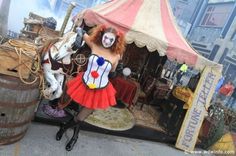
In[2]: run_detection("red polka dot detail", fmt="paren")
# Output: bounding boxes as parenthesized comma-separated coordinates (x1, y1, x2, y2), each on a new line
(91, 71, 99, 79)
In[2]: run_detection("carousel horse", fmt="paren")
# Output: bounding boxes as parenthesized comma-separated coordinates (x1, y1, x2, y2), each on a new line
(42, 28, 84, 100)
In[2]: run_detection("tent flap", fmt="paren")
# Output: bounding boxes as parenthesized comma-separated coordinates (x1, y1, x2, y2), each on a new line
(125, 31, 167, 55)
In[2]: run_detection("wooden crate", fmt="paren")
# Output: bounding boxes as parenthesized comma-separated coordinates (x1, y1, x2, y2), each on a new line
(0, 42, 36, 79)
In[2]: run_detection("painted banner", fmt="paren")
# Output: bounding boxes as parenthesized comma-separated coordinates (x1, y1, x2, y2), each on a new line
(175, 66, 222, 151)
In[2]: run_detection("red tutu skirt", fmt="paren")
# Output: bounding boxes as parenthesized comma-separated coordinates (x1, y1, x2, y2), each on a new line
(66, 72, 117, 109)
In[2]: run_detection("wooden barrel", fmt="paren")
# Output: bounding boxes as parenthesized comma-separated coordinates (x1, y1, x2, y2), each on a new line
(0, 74, 40, 145)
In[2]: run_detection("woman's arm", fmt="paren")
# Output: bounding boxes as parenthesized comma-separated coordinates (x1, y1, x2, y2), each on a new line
(111, 60, 118, 72)
(111, 55, 121, 72)
(83, 33, 93, 48)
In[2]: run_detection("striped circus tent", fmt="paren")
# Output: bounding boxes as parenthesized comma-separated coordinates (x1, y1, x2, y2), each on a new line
(74, 0, 222, 71)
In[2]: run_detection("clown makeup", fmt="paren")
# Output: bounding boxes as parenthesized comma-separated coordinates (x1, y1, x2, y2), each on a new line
(102, 32, 116, 48)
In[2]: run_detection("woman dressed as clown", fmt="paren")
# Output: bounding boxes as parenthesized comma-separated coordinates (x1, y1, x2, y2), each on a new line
(55, 25, 126, 151)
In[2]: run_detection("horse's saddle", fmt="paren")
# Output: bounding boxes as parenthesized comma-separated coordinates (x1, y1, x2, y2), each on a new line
(42, 49, 72, 73)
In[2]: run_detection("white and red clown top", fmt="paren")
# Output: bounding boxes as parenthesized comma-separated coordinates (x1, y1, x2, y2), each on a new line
(83, 54, 112, 89)
(66, 53, 116, 109)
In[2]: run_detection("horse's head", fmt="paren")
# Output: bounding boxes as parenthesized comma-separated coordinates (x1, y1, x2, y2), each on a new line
(54, 29, 84, 61)
(53, 32, 76, 61)
(71, 27, 85, 51)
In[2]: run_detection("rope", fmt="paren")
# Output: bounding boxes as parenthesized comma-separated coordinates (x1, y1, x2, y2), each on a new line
(5, 39, 45, 95)
(14, 48, 38, 85)
(8, 39, 37, 53)
(3, 38, 86, 101)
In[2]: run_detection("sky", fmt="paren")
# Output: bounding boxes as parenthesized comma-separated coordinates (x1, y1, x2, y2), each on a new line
(8, 0, 72, 33)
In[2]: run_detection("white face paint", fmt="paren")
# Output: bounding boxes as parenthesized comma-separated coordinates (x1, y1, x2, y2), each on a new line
(102, 32, 116, 48)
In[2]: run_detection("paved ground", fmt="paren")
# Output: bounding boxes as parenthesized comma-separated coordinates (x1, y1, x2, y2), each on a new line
(0, 122, 210, 156)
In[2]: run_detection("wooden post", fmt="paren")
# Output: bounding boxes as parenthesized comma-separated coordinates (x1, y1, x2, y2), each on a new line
(59, 2, 77, 37)
(0, 0, 11, 37)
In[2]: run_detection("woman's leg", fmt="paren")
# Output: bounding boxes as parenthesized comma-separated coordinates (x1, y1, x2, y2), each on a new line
(75, 107, 94, 121)
(56, 108, 93, 141)
(56, 117, 78, 141)
(65, 107, 94, 151)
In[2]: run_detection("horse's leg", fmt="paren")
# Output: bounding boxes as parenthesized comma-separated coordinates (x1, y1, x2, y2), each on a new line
(43, 65, 59, 100)
(53, 73, 65, 99)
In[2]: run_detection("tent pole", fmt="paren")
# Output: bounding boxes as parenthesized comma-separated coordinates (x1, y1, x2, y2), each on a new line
(138, 51, 150, 83)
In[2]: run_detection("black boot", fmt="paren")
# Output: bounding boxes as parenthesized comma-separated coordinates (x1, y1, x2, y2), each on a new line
(56, 119, 78, 141)
(65, 124, 80, 151)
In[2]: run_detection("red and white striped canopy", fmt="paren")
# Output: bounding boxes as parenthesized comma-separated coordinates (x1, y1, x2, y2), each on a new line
(75, 0, 221, 70)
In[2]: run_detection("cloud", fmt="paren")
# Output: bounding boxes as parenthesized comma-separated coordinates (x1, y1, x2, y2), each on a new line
(8, 0, 72, 33)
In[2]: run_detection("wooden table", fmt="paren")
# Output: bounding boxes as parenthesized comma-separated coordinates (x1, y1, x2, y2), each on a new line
(110, 76, 140, 108)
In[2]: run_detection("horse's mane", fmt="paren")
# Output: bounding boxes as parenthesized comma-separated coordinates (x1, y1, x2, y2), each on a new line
(38, 31, 76, 58)
(38, 38, 60, 55)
